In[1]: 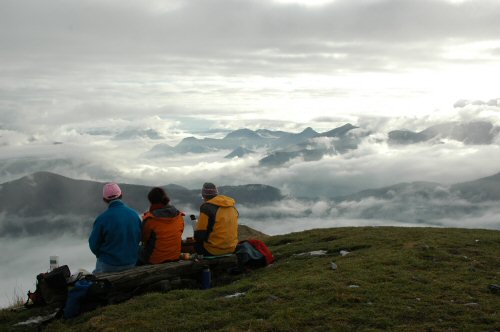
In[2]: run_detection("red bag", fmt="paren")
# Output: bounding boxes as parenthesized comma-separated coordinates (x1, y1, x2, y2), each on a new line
(246, 239, 275, 265)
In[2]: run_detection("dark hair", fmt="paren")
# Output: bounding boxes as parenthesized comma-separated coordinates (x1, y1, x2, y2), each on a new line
(147, 187, 170, 205)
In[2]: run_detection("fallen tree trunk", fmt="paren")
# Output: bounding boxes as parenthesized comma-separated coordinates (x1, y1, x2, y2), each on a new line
(97, 255, 238, 303)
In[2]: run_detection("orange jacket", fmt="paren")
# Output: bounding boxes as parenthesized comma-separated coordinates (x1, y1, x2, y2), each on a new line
(141, 205, 184, 264)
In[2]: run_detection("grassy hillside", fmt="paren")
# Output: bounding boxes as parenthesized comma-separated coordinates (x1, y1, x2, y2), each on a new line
(1, 227, 499, 331)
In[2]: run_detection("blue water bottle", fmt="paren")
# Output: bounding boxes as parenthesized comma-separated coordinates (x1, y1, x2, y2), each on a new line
(202, 267, 211, 289)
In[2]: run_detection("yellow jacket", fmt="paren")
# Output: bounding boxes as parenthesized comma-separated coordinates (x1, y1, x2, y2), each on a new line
(194, 195, 238, 255)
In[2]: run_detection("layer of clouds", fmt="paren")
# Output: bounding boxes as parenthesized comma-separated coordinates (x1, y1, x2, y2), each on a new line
(0, 235, 94, 309)
(238, 194, 500, 234)
(1, 101, 500, 196)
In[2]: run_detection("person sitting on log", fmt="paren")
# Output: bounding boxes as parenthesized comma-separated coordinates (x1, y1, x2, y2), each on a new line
(89, 183, 142, 273)
(138, 187, 185, 264)
(194, 182, 239, 256)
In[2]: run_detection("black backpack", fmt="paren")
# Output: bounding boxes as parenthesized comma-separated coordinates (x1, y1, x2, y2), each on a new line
(26, 265, 71, 307)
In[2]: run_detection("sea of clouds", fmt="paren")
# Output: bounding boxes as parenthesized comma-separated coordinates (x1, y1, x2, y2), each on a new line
(1, 101, 500, 196)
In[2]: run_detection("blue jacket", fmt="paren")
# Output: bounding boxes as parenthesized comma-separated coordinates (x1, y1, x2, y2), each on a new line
(88, 200, 142, 266)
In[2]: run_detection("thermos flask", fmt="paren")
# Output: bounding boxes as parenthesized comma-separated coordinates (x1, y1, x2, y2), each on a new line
(202, 267, 211, 289)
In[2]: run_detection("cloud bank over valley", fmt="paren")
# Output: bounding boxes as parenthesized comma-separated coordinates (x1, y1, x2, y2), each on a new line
(1, 101, 500, 198)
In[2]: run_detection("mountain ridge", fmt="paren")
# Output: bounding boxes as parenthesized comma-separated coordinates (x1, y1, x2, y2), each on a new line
(144, 120, 499, 166)
(0, 172, 284, 237)
(388, 120, 499, 145)
(1, 170, 499, 237)
(145, 123, 360, 163)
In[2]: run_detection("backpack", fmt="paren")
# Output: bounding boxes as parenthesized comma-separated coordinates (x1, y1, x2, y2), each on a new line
(63, 276, 112, 319)
(26, 265, 71, 307)
(245, 239, 275, 265)
(63, 279, 93, 319)
(234, 239, 275, 271)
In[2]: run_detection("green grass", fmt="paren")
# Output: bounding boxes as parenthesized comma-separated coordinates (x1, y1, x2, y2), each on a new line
(1, 227, 499, 331)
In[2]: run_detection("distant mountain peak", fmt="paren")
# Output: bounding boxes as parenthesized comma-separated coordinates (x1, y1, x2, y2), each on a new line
(180, 136, 199, 142)
(255, 129, 288, 139)
(300, 127, 317, 135)
(27, 171, 69, 182)
(224, 146, 254, 159)
(320, 123, 358, 137)
(224, 129, 260, 140)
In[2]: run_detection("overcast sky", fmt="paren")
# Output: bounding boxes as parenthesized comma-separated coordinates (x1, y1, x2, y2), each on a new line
(1, 0, 500, 191)
(2, 0, 500, 128)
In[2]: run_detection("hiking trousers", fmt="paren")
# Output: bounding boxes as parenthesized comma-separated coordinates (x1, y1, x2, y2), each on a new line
(93, 259, 135, 274)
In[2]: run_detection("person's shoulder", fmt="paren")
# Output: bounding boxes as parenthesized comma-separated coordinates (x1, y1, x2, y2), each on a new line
(112, 202, 140, 219)
(124, 206, 141, 219)
(96, 207, 112, 219)
(200, 201, 217, 209)
(94, 214, 104, 224)
(116, 201, 137, 212)
(211, 195, 236, 207)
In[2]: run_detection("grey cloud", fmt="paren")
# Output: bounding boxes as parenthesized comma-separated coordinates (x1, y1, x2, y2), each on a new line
(129, 137, 500, 199)
(238, 183, 500, 235)
(454, 98, 500, 108)
(2, 0, 499, 137)
(113, 128, 164, 140)
(488, 99, 500, 106)
(243, 208, 500, 236)
(0, 129, 31, 146)
(0, 153, 120, 184)
(1, 0, 499, 73)
(455, 103, 500, 125)
(454, 99, 469, 108)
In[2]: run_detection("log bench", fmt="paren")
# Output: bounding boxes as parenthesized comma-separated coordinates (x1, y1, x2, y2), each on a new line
(96, 255, 239, 303)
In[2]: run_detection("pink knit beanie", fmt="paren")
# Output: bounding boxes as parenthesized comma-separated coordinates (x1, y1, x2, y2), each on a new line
(103, 183, 122, 200)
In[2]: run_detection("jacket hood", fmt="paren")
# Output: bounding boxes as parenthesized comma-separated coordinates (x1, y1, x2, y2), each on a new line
(146, 205, 181, 219)
(206, 195, 235, 207)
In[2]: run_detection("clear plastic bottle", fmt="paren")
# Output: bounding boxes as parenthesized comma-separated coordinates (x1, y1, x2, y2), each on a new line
(189, 214, 197, 233)
(49, 255, 59, 271)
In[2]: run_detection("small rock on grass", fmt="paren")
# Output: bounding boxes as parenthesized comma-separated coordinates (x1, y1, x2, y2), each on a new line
(488, 284, 500, 294)
(224, 292, 246, 298)
(267, 295, 280, 302)
(464, 302, 479, 307)
(295, 250, 328, 256)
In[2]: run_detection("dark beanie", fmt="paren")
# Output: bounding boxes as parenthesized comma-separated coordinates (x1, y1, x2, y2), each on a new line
(148, 187, 170, 205)
(201, 182, 218, 197)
